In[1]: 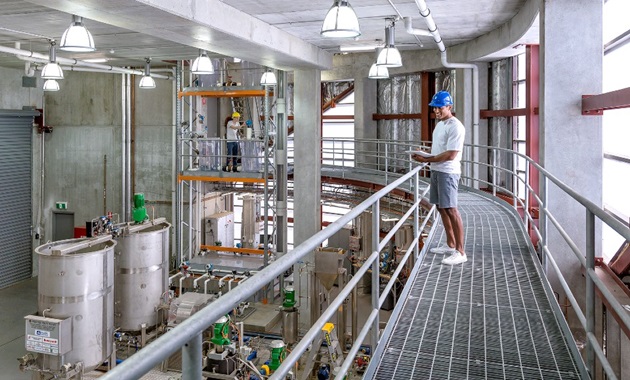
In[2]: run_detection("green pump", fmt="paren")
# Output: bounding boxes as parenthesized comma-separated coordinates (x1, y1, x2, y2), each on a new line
(132, 193, 148, 223)
(211, 316, 232, 347)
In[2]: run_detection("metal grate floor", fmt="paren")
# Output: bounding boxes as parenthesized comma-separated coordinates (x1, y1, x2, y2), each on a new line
(366, 191, 585, 380)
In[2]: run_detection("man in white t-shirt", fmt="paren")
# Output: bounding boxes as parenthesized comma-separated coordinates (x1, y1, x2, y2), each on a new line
(225, 111, 243, 172)
(412, 91, 467, 265)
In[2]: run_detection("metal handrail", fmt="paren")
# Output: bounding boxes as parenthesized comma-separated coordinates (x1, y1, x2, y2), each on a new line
(102, 137, 629, 380)
(461, 143, 630, 379)
(102, 162, 428, 380)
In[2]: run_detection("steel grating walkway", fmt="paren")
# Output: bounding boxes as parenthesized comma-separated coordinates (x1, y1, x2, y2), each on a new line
(366, 190, 586, 380)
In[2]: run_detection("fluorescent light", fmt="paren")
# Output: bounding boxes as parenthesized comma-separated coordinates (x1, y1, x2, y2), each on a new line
(321, 0, 361, 38)
(368, 63, 388, 79)
(83, 58, 109, 63)
(41, 42, 64, 80)
(376, 25, 402, 67)
(191, 50, 214, 74)
(260, 70, 277, 86)
(43, 79, 60, 91)
(139, 58, 155, 89)
(60, 15, 95, 52)
(339, 45, 379, 52)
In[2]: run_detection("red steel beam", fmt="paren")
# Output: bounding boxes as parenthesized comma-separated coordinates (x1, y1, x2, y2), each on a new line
(421, 72, 431, 141)
(480, 108, 527, 118)
(582, 87, 630, 115)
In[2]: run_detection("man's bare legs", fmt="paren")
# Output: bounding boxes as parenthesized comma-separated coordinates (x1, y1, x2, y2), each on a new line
(438, 207, 465, 255)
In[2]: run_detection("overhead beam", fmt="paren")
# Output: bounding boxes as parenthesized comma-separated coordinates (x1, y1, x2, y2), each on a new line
(582, 87, 630, 115)
(26, 0, 332, 71)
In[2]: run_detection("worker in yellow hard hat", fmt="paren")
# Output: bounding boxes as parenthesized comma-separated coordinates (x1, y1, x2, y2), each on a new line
(225, 112, 243, 172)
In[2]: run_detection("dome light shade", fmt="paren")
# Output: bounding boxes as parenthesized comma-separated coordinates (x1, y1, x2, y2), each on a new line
(321, 0, 361, 38)
(139, 58, 156, 89)
(41, 43, 64, 80)
(368, 63, 388, 79)
(41, 62, 64, 80)
(260, 70, 277, 86)
(139, 75, 156, 89)
(43, 79, 60, 91)
(60, 15, 95, 52)
(376, 25, 402, 67)
(191, 51, 214, 74)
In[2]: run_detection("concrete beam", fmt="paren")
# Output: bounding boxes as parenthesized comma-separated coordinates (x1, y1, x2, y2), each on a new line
(26, 0, 332, 71)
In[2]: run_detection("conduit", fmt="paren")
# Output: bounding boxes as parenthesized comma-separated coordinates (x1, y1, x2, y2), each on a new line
(2, 43, 172, 79)
(405, 0, 480, 182)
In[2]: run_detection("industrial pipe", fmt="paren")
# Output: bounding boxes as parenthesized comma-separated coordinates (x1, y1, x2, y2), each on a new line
(193, 273, 210, 289)
(1, 43, 172, 79)
(408, 0, 480, 181)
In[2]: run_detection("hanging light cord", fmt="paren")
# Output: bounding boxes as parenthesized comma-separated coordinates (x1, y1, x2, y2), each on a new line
(385, 0, 424, 47)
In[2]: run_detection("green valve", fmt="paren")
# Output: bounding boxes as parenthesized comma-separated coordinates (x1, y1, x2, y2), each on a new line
(211, 316, 232, 347)
(268, 340, 285, 371)
(132, 193, 148, 223)
(283, 287, 296, 308)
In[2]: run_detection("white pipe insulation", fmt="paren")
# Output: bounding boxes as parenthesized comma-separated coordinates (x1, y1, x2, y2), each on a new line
(407, 0, 480, 183)
(2, 43, 172, 79)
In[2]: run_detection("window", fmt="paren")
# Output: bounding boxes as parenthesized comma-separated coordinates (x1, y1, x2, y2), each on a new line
(512, 53, 527, 199)
(602, 0, 630, 260)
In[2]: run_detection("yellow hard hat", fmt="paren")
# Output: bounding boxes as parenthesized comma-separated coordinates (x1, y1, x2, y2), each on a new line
(232, 112, 240, 118)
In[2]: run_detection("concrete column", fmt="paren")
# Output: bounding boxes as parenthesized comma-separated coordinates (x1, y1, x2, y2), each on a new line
(540, 0, 602, 327)
(354, 76, 378, 169)
(293, 69, 321, 329)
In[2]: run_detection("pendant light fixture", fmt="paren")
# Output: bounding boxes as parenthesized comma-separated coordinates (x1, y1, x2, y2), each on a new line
(321, 0, 361, 38)
(377, 22, 402, 68)
(60, 15, 96, 52)
(139, 58, 156, 89)
(191, 50, 214, 74)
(368, 49, 389, 79)
(260, 69, 277, 86)
(43, 79, 60, 92)
(41, 41, 64, 80)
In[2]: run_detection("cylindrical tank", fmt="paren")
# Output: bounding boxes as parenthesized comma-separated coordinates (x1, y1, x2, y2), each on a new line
(114, 219, 171, 332)
(36, 236, 116, 372)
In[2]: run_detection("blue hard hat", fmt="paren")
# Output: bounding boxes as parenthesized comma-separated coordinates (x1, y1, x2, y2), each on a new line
(429, 90, 453, 107)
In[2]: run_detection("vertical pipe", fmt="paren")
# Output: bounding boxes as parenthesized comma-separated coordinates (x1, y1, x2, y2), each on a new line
(121, 73, 127, 221)
(126, 73, 132, 221)
(188, 66, 194, 261)
(585, 210, 596, 376)
(175, 61, 183, 267)
(181, 333, 202, 380)
(371, 202, 380, 348)
(352, 284, 358, 349)
(39, 104, 45, 241)
(384, 143, 388, 184)
(277, 71, 287, 298)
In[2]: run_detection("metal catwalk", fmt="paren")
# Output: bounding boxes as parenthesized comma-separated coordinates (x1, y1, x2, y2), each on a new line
(366, 190, 587, 380)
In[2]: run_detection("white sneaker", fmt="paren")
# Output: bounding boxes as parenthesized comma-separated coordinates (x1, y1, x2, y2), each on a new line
(430, 245, 456, 254)
(442, 251, 467, 265)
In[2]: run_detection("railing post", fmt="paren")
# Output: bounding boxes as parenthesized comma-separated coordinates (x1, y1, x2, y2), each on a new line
(492, 149, 497, 197)
(384, 143, 388, 184)
(414, 172, 420, 259)
(371, 201, 380, 349)
(540, 177, 548, 267)
(524, 163, 530, 231)
(182, 333, 202, 380)
(585, 210, 596, 377)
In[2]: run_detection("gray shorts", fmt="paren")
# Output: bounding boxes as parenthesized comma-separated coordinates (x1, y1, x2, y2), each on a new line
(429, 172, 460, 208)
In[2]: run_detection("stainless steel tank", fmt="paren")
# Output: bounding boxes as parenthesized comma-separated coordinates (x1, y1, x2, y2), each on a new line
(114, 219, 171, 332)
(36, 236, 116, 372)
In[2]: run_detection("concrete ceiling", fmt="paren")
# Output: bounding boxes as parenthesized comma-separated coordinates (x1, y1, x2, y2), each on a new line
(0, 0, 539, 72)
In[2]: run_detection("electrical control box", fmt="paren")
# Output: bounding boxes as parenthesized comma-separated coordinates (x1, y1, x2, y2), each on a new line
(24, 315, 72, 356)
(204, 211, 234, 247)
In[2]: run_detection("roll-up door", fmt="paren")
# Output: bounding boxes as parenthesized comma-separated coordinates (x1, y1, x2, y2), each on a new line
(0, 109, 38, 289)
